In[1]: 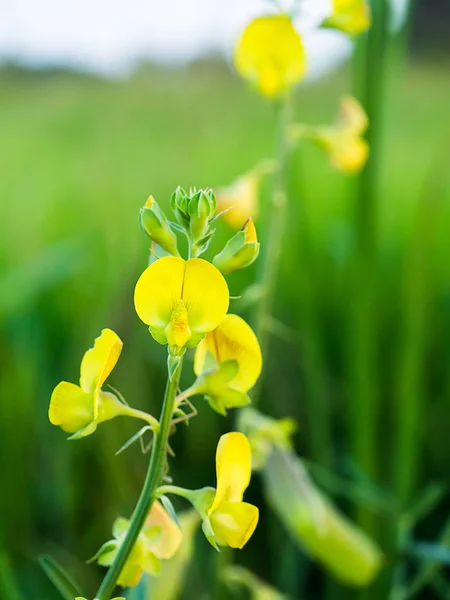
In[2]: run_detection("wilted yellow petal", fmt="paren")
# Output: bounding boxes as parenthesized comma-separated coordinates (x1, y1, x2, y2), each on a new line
(134, 257, 185, 329)
(144, 501, 183, 560)
(210, 501, 259, 549)
(48, 381, 94, 433)
(182, 258, 229, 334)
(216, 174, 259, 230)
(194, 314, 262, 393)
(79, 328, 123, 397)
(234, 15, 306, 98)
(209, 432, 252, 512)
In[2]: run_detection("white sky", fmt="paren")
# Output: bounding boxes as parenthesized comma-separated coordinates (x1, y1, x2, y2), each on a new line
(0, 0, 409, 78)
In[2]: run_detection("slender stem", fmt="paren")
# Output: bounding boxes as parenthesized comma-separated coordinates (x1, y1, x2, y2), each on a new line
(252, 98, 290, 399)
(95, 358, 183, 600)
(123, 407, 159, 430)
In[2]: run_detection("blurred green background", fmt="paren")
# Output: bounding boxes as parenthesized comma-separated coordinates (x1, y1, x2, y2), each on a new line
(1, 2, 450, 598)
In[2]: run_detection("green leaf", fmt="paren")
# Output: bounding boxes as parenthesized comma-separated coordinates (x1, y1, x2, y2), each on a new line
(160, 495, 181, 529)
(115, 425, 154, 456)
(38, 555, 83, 600)
(409, 542, 450, 565)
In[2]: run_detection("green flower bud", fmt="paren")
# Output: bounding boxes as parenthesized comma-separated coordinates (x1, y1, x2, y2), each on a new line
(213, 218, 260, 275)
(170, 186, 190, 229)
(188, 189, 216, 241)
(139, 196, 180, 256)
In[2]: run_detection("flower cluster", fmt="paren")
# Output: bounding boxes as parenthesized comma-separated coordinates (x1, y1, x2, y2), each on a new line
(48, 185, 262, 591)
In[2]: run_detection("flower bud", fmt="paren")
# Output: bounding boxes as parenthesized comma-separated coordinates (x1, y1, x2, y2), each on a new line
(188, 189, 216, 241)
(139, 196, 180, 256)
(170, 186, 190, 229)
(213, 218, 260, 275)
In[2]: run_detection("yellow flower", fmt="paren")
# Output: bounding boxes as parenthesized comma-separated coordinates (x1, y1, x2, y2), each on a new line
(323, 0, 371, 36)
(205, 432, 259, 549)
(49, 329, 142, 438)
(324, 95, 369, 173)
(293, 96, 369, 174)
(234, 15, 306, 98)
(134, 257, 229, 353)
(95, 501, 183, 588)
(216, 173, 259, 229)
(194, 314, 262, 410)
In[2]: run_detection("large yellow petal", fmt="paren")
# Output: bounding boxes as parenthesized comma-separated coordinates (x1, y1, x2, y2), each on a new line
(48, 381, 94, 433)
(209, 432, 252, 513)
(182, 259, 229, 334)
(210, 501, 259, 549)
(134, 257, 185, 329)
(143, 500, 183, 560)
(194, 314, 262, 393)
(79, 329, 123, 398)
(234, 15, 306, 98)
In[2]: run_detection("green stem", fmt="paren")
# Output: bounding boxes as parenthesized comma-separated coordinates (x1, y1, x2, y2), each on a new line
(350, 0, 390, 537)
(252, 97, 290, 395)
(95, 358, 183, 600)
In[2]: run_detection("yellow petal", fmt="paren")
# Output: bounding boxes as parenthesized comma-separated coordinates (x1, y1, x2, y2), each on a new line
(209, 432, 252, 513)
(79, 329, 123, 399)
(330, 136, 369, 173)
(134, 256, 185, 329)
(117, 562, 144, 588)
(48, 381, 94, 433)
(182, 258, 229, 334)
(210, 501, 259, 549)
(216, 174, 259, 230)
(194, 314, 262, 393)
(337, 96, 368, 136)
(330, 0, 371, 35)
(234, 15, 306, 98)
(143, 500, 183, 560)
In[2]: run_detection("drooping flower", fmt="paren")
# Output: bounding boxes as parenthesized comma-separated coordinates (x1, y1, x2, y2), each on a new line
(93, 501, 183, 588)
(234, 15, 306, 98)
(322, 0, 371, 36)
(134, 257, 229, 354)
(192, 314, 262, 413)
(49, 329, 154, 439)
(204, 432, 259, 549)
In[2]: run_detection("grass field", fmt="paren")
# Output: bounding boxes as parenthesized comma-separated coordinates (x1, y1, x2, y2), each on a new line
(1, 55, 450, 598)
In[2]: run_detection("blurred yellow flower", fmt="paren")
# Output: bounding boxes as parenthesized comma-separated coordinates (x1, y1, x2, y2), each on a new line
(323, 95, 369, 173)
(194, 314, 262, 396)
(95, 501, 183, 588)
(234, 15, 306, 98)
(49, 329, 130, 438)
(134, 257, 229, 353)
(216, 172, 259, 229)
(205, 432, 259, 549)
(323, 0, 371, 36)
(293, 96, 369, 174)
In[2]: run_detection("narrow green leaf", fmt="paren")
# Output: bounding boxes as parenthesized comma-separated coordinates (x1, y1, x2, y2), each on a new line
(160, 495, 181, 529)
(38, 555, 83, 600)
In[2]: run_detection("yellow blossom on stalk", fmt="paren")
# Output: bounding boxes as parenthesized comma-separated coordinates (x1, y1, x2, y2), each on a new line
(322, 0, 371, 36)
(93, 501, 183, 588)
(234, 15, 306, 98)
(49, 329, 144, 439)
(193, 314, 262, 413)
(293, 96, 369, 174)
(134, 257, 229, 354)
(216, 172, 259, 229)
(204, 432, 259, 549)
